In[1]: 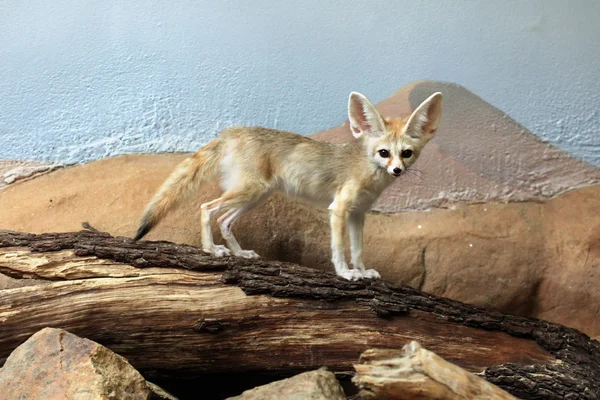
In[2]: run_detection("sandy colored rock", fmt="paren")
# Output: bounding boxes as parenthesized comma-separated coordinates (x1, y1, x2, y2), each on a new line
(0, 327, 157, 400)
(227, 369, 346, 400)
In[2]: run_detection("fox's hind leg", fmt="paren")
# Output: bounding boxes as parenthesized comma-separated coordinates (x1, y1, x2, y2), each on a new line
(200, 197, 232, 257)
(217, 207, 259, 259)
(217, 187, 270, 259)
(200, 184, 269, 258)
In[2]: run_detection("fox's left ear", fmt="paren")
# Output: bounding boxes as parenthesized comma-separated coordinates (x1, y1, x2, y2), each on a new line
(405, 92, 443, 140)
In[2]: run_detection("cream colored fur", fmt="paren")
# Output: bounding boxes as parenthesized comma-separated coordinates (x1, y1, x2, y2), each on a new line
(134, 92, 443, 280)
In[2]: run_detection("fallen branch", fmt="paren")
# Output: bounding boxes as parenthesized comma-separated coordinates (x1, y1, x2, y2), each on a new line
(0, 230, 599, 399)
(354, 342, 517, 399)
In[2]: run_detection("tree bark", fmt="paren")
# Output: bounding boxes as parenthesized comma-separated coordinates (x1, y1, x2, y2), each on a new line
(0, 229, 599, 399)
(353, 342, 517, 400)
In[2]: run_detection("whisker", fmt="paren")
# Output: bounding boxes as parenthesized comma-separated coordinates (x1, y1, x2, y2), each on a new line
(404, 168, 425, 181)
(403, 170, 424, 182)
(406, 171, 423, 179)
(409, 167, 426, 176)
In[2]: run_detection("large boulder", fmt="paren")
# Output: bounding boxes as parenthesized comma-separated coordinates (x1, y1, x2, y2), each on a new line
(0, 327, 176, 400)
(0, 81, 598, 338)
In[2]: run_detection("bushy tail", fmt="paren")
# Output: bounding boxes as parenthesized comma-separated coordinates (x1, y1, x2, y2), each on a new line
(133, 140, 222, 241)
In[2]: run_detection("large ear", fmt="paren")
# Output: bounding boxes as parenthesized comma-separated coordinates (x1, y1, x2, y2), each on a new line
(404, 92, 443, 140)
(348, 92, 386, 139)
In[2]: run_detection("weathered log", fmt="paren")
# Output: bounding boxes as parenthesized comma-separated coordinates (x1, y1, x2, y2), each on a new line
(353, 342, 517, 399)
(0, 229, 599, 399)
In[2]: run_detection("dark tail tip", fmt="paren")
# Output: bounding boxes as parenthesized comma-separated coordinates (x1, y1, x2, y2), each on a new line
(133, 220, 153, 241)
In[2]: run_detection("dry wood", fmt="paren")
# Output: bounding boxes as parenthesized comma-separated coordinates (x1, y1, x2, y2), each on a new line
(354, 341, 517, 400)
(0, 229, 599, 399)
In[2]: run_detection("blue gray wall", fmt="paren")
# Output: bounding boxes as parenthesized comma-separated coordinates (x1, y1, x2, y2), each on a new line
(1, 0, 598, 165)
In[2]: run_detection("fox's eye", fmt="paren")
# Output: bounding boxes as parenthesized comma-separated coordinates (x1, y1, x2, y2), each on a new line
(401, 149, 413, 158)
(378, 149, 390, 158)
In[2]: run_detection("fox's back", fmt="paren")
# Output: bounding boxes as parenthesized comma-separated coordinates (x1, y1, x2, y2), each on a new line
(216, 126, 363, 205)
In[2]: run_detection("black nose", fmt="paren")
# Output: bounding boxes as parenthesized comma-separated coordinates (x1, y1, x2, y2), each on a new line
(393, 167, 402, 174)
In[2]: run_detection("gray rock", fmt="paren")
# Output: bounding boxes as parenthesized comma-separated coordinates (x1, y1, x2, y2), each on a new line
(227, 368, 346, 400)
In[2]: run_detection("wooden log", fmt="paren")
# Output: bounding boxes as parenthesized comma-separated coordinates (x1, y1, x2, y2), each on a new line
(353, 342, 517, 399)
(0, 229, 599, 399)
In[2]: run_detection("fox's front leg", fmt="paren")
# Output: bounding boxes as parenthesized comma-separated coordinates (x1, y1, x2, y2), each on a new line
(348, 212, 381, 279)
(329, 198, 362, 281)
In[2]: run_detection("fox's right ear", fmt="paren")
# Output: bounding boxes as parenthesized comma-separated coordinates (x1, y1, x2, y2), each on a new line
(348, 92, 385, 139)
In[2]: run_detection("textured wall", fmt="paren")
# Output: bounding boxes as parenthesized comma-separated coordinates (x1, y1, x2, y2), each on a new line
(1, 0, 598, 165)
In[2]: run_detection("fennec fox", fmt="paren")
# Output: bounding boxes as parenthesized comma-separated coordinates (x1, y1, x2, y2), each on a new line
(134, 91, 443, 280)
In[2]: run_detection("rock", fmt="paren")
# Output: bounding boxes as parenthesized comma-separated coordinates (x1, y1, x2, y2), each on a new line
(0, 81, 598, 337)
(0, 327, 176, 400)
(227, 369, 346, 400)
(0, 160, 61, 190)
(147, 382, 179, 400)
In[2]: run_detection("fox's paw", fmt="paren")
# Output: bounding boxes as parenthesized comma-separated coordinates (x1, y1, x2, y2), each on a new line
(338, 269, 364, 281)
(234, 250, 260, 259)
(362, 269, 381, 279)
(203, 245, 232, 258)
